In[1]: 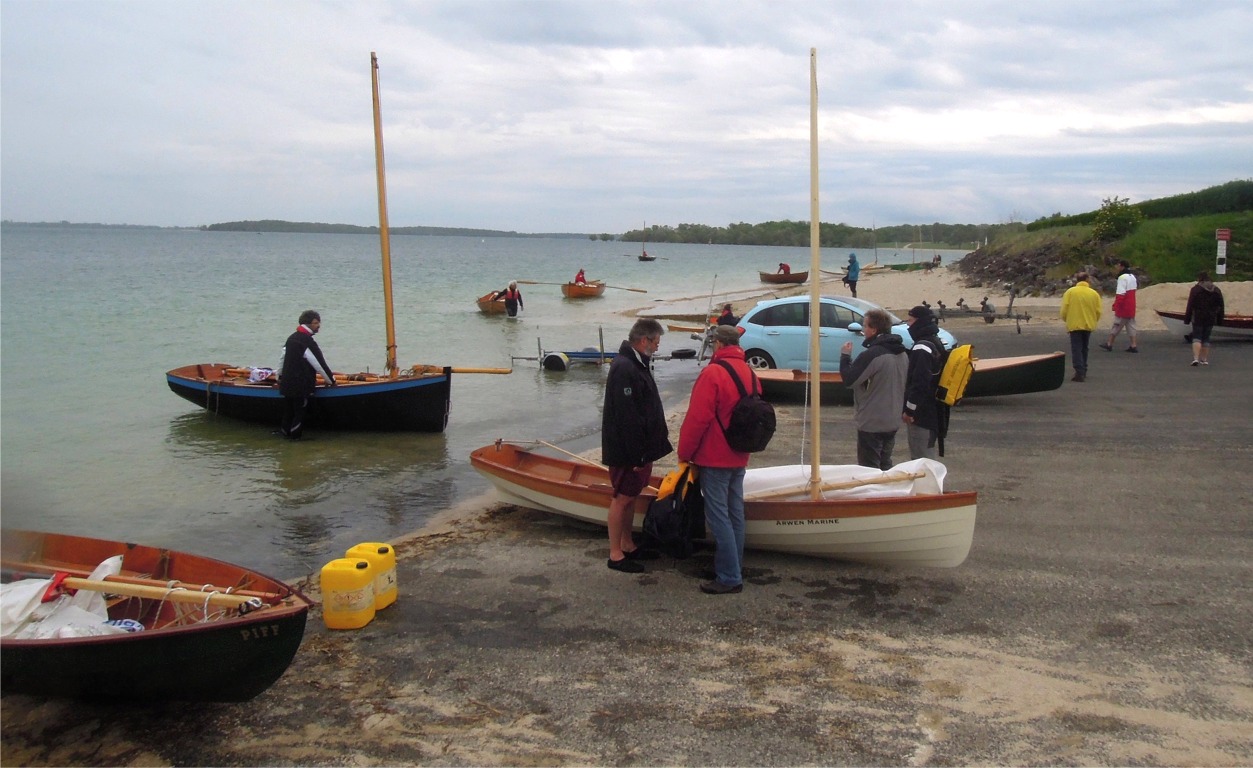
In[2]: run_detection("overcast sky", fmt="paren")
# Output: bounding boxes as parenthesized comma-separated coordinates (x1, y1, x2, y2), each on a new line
(2, 1, 1250, 233)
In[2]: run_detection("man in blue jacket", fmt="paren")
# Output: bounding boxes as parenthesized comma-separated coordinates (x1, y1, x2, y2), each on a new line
(839, 309, 908, 469)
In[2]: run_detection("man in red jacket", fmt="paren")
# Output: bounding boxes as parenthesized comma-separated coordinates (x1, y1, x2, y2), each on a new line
(678, 325, 753, 594)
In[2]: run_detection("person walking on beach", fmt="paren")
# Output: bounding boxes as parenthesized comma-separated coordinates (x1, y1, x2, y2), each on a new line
(278, 309, 336, 439)
(1060, 272, 1102, 382)
(678, 325, 753, 595)
(602, 319, 672, 573)
(901, 305, 943, 459)
(1184, 270, 1225, 366)
(492, 280, 524, 317)
(844, 253, 860, 297)
(1100, 259, 1139, 352)
(840, 309, 908, 469)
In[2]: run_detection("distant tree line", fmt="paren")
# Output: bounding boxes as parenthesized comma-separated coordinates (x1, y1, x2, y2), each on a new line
(1026, 179, 1252, 232)
(620, 220, 1019, 250)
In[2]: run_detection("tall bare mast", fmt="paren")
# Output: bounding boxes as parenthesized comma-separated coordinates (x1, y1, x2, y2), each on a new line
(370, 52, 398, 377)
(806, 48, 823, 497)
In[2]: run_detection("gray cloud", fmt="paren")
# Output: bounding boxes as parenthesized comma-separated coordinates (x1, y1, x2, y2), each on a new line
(2, 0, 1250, 231)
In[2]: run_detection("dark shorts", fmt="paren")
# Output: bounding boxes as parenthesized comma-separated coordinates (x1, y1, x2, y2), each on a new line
(1191, 322, 1214, 345)
(609, 464, 653, 497)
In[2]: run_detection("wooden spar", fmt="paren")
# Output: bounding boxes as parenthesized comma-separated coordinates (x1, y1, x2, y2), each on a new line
(61, 576, 264, 610)
(807, 48, 823, 499)
(412, 364, 512, 375)
(1, 561, 285, 601)
(745, 471, 927, 502)
(371, 52, 399, 378)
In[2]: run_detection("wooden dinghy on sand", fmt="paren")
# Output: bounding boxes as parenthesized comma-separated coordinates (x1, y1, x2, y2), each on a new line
(0, 528, 312, 702)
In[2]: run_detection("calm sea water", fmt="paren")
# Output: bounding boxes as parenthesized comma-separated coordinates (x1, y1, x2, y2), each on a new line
(0, 224, 965, 577)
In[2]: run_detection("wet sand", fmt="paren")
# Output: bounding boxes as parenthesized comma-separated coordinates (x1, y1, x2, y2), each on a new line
(3, 291, 1252, 766)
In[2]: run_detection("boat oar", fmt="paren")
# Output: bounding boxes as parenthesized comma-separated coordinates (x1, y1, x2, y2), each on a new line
(514, 280, 566, 287)
(411, 364, 512, 375)
(746, 471, 927, 501)
(601, 284, 648, 293)
(57, 576, 267, 610)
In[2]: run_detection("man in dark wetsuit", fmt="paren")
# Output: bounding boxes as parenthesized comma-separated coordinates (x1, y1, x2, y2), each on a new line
(279, 309, 336, 439)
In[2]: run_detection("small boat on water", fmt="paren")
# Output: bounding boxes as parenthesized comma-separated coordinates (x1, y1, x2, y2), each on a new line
(166, 363, 452, 432)
(638, 252, 657, 262)
(470, 442, 976, 568)
(759, 270, 808, 284)
(562, 280, 607, 298)
(755, 352, 1066, 404)
(476, 291, 507, 314)
(1155, 310, 1253, 341)
(167, 53, 459, 433)
(0, 529, 312, 702)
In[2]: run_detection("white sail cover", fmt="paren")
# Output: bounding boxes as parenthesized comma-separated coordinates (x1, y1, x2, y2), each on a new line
(743, 458, 947, 501)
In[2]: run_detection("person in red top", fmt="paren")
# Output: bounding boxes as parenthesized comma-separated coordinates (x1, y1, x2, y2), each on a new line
(574, 269, 587, 285)
(678, 324, 753, 594)
(777, 262, 791, 275)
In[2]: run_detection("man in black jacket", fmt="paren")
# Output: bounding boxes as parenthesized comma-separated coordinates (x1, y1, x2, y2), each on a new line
(279, 309, 336, 439)
(602, 318, 673, 573)
(902, 305, 943, 460)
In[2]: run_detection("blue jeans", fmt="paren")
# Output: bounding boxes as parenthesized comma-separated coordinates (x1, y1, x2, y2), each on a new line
(701, 466, 746, 587)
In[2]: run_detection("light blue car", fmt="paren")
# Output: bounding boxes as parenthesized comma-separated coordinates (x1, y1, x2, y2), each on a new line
(736, 295, 956, 370)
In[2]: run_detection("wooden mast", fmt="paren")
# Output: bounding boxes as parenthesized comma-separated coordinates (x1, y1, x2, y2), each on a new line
(806, 48, 823, 498)
(370, 52, 398, 378)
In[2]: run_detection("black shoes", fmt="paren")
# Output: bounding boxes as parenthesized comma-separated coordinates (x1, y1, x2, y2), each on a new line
(1071, 373, 1086, 382)
(699, 580, 743, 594)
(607, 558, 645, 574)
(1125, 347, 1138, 353)
(623, 547, 660, 561)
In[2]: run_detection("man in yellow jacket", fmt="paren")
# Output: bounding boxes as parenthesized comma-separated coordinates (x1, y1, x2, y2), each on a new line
(1060, 272, 1102, 382)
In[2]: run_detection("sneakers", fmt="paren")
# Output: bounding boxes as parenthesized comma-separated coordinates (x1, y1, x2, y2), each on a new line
(1191, 360, 1200, 366)
(607, 557, 645, 574)
(1071, 373, 1086, 382)
(1125, 347, 1138, 353)
(1099, 343, 1113, 351)
(1201, 361, 1210, 366)
(699, 580, 743, 594)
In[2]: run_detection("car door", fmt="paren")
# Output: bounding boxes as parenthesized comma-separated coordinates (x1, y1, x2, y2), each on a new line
(752, 300, 809, 368)
(817, 301, 860, 370)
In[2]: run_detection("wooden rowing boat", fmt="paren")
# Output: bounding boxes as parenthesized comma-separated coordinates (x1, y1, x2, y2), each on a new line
(759, 270, 808, 284)
(0, 529, 312, 702)
(561, 280, 607, 298)
(476, 291, 507, 314)
(755, 352, 1067, 404)
(166, 55, 455, 433)
(1155, 310, 1253, 341)
(470, 442, 976, 567)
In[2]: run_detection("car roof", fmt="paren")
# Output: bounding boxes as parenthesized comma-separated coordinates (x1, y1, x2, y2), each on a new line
(745, 294, 900, 320)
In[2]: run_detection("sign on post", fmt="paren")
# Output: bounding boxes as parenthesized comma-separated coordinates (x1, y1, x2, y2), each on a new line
(1215, 229, 1230, 276)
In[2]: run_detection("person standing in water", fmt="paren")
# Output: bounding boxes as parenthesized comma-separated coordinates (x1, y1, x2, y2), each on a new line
(492, 280, 524, 317)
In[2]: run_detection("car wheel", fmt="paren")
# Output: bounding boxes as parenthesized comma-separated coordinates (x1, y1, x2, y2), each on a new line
(743, 349, 776, 369)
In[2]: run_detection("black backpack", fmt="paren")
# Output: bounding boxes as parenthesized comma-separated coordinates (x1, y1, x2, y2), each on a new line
(713, 360, 776, 453)
(642, 465, 705, 559)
